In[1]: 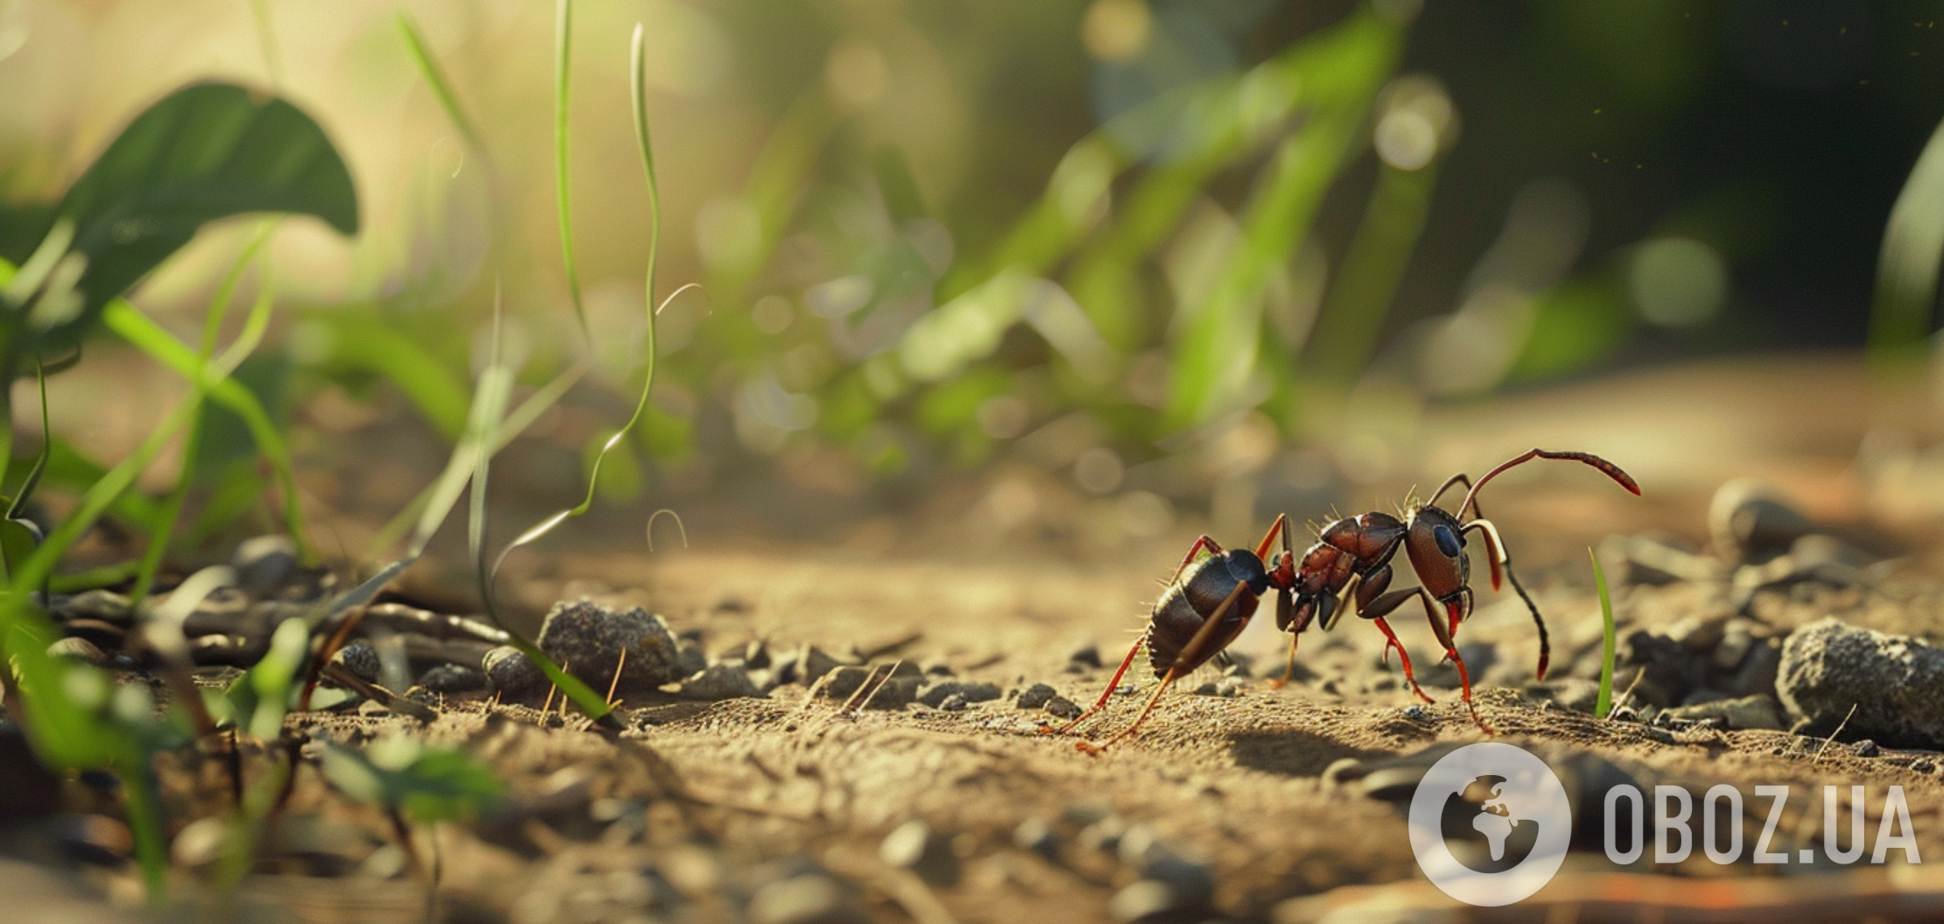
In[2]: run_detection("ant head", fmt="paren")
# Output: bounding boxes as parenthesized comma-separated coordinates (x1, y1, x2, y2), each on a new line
(1404, 504, 1468, 597)
(1266, 549, 1297, 591)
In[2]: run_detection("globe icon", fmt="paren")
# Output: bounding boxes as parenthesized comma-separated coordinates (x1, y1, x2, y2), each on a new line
(1437, 774, 1545, 874)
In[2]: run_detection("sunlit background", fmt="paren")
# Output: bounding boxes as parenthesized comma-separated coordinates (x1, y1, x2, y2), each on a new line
(7, 0, 1944, 564)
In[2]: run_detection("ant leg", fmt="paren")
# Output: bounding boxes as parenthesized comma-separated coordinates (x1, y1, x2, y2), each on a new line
(1463, 518, 1549, 679)
(1410, 588, 1492, 734)
(1044, 635, 1145, 736)
(1165, 536, 1225, 586)
(1361, 586, 1431, 702)
(1079, 582, 1251, 755)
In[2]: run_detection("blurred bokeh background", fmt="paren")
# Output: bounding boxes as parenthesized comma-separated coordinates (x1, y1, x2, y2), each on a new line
(6, 0, 1944, 572)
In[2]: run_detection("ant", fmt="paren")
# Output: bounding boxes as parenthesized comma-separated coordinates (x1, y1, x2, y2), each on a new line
(1047, 449, 1640, 754)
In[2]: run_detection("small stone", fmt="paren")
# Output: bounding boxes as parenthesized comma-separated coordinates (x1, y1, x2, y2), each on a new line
(743, 639, 772, 669)
(681, 663, 761, 700)
(938, 693, 967, 711)
(1013, 817, 1056, 855)
(1068, 643, 1102, 668)
(1856, 739, 1881, 758)
(56, 589, 134, 625)
(798, 646, 846, 684)
(1192, 681, 1220, 696)
(1912, 758, 1935, 773)
(1401, 704, 1429, 722)
(1710, 478, 1817, 564)
(47, 636, 109, 666)
(482, 645, 548, 700)
(1777, 618, 1944, 749)
(917, 681, 1001, 708)
(1045, 696, 1083, 720)
(418, 663, 487, 694)
(171, 816, 228, 869)
(746, 874, 864, 924)
(536, 600, 684, 695)
(676, 642, 708, 680)
(1321, 758, 1366, 786)
(1109, 877, 1209, 922)
(233, 534, 299, 594)
(1017, 683, 1057, 709)
(331, 641, 382, 684)
(817, 666, 919, 708)
(879, 819, 959, 886)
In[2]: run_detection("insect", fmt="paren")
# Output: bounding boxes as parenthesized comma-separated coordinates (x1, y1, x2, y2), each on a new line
(1047, 449, 1640, 753)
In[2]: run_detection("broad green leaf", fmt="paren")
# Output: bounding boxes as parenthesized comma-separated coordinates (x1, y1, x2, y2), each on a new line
(26, 82, 357, 353)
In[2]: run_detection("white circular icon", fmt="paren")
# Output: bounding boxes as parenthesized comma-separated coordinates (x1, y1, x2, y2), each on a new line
(1406, 742, 1572, 906)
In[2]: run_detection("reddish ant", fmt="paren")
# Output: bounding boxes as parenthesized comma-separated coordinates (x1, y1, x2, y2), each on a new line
(1048, 449, 1640, 753)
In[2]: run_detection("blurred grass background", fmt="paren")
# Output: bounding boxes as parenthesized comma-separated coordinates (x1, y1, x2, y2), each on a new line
(4, 0, 1944, 565)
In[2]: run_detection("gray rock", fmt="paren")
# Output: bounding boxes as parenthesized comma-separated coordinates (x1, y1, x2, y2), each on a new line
(1724, 637, 1782, 698)
(233, 535, 299, 594)
(1068, 643, 1102, 668)
(332, 641, 382, 684)
(1045, 696, 1083, 720)
(879, 819, 959, 886)
(675, 642, 708, 680)
(746, 874, 865, 924)
(797, 646, 847, 684)
(1018, 683, 1057, 709)
(917, 680, 1001, 708)
(418, 663, 487, 694)
(817, 666, 919, 708)
(1662, 694, 1785, 731)
(47, 636, 109, 666)
(937, 693, 967, 711)
(1619, 630, 1705, 707)
(680, 663, 761, 700)
(1710, 478, 1816, 564)
(1013, 817, 1057, 855)
(482, 646, 548, 700)
(1777, 618, 1944, 748)
(54, 589, 134, 625)
(536, 600, 683, 695)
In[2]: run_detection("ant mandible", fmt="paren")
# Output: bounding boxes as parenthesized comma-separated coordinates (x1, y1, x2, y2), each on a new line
(1047, 448, 1640, 754)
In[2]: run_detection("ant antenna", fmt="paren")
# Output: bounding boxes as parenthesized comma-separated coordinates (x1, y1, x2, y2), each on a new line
(1456, 449, 1641, 522)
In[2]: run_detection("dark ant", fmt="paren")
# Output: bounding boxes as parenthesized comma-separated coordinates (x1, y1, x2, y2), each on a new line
(1047, 449, 1640, 753)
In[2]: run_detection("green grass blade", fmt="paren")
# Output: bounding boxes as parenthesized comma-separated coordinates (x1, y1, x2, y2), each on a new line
(103, 297, 309, 562)
(130, 228, 274, 604)
(6, 357, 50, 521)
(554, 0, 588, 341)
(1592, 547, 1617, 718)
(1871, 113, 1944, 364)
(397, 13, 485, 155)
(361, 361, 586, 558)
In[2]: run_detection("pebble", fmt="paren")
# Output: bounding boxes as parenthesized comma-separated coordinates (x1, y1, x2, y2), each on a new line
(680, 662, 761, 700)
(1776, 618, 1944, 749)
(1709, 478, 1816, 564)
(1856, 739, 1881, 758)
(233, 534, 299, 594)
(1017, 683, 1057, 709)
(483, 646, 549, 700)
(1045, 696, 1083, 720)
(1913, 758, 1936, 773)
(535, 600, 684, 695)
(1068, 643, 1102, 668)
(746, 874, 865, 924)
(418, 663, 487, 694)
(917, 680, 1001, 708)
(46, 636, 109, 666)
(938, 693, 967, 711)
(170, 816, 228, 869)
(817, 667, 919, 708)
(53, 589, 134, 625)
(879, 819, 959, 886)
(331, 641, 383, 684)
(675, 642, 708, 680)
(1013, 817, 1057, 855)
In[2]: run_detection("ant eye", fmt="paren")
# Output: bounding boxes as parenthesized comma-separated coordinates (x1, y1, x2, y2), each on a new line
(1433, 524, 1462, 558)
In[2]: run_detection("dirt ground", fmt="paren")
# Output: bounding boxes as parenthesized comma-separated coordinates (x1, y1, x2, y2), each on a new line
(15, 352, 1944, 923)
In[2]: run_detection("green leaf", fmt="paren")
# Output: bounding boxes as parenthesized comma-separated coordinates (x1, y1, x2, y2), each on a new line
(27, 82, 358, 353)
(1592, 547, 1617, 719)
